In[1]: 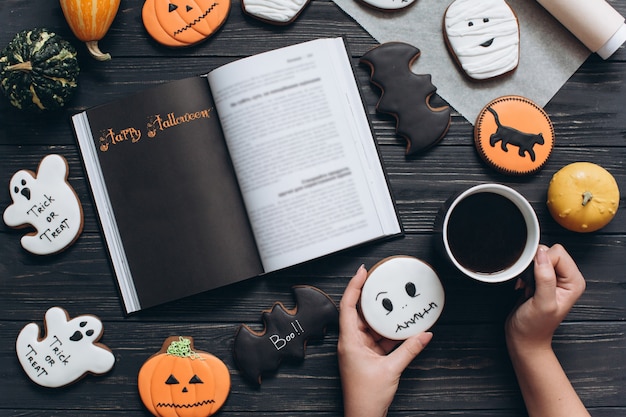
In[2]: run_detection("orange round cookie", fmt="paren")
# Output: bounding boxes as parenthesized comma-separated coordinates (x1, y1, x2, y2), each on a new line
(474, 96, 554, 175)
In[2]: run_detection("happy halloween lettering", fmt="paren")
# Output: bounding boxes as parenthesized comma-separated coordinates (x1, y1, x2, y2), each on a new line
(22, 336, 72, 378)
(98, 107, 214, 152)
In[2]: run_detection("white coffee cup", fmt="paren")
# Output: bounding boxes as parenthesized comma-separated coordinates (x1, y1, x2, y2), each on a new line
(437, 183, 540, 283)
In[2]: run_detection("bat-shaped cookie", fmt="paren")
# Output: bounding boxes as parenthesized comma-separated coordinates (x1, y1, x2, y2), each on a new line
(360, 42, 451, 156)
(233, 285, 338, 384)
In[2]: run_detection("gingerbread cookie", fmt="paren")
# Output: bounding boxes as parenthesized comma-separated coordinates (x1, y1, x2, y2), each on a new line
(233, 285, 338, 384)
(474, 95, 554, 175)
(15, 307, 115, 388)
(360, 256, 445, 340)
(444, 0, 520, 80)
(360, 42, 451, 156)
(142, 0, 231, 47)
(242, 0, 310, 25)
(3, 154, 84, 255)
(138, 336, 230, 417)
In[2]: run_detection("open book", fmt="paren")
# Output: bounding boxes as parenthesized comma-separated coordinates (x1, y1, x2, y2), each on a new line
(72, 37, 402, 314)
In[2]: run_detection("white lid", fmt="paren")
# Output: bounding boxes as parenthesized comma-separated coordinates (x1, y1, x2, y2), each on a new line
(597, 22, 626, 59)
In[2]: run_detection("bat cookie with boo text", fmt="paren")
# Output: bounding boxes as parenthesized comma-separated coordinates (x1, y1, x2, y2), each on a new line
(360, 42, 451, 156)
(233, 285, 338, 384)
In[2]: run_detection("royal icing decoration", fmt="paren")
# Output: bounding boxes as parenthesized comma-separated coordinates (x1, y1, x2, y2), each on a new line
(359, 0, 416, 11)
(242, 0, 310, 24)
(138, 336, 230, 417)
(233, 286, 338, 384)
(16, 307, 115, 388)
(360, 256, 445, 340)
(3, 154, 84, 255)
(444, 0, 520, 80)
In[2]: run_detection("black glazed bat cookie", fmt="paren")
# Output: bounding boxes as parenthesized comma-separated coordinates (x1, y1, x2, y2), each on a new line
(360, 42, 451, 156)
(233, 285, 338, 384)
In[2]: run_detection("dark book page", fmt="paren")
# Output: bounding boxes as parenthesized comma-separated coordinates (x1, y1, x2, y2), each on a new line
(83, 76, 263, 311)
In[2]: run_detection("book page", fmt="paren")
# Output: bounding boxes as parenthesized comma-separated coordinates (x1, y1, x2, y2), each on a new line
(207, 38, 401, 272)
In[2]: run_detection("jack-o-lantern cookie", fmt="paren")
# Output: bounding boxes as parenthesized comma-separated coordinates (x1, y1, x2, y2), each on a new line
(138, 336, 230, 417)
(16, 307, 115, 388)
(360, 42, 451, 156)
(142, 0, 231, 47)
(360, 256, 445, 340)
(474, 95, 554, 175)
(3, 154, 84, 255)
(444, 0, 520, 80)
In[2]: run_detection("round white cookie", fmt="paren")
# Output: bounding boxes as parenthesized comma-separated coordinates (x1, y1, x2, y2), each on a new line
(359, 0, 416, 11)
(360, 256, 444, 340)
(444, 0, 520, 80)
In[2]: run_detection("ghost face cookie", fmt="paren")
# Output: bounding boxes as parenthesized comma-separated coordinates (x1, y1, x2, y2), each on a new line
(15, 307, 115, 388)
(444, 0, 520, 80)
(3, 154, 84, 255)
(360, 256, 444, 340)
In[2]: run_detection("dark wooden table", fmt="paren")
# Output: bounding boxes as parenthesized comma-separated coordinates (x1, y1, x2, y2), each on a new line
(1, 0, 625, 415)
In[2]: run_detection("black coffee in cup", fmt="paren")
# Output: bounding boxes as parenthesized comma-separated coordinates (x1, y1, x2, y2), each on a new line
(446, 192, 527, 273)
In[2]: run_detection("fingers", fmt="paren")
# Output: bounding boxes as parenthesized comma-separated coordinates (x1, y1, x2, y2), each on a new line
(340, 265, 367, 310)
(548, 244, 586, 296)
(531, 245, 558, 310)
(387, 332, 433, 373)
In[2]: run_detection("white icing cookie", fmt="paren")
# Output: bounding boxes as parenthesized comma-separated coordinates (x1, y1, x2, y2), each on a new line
(3, 154, 84, 255)
(359, 0, 416, 11)
(360, 256, 444, 340)
(16, 307, 115, 388)
(444, 0, 520, 80)
(242, 0, 310, 24)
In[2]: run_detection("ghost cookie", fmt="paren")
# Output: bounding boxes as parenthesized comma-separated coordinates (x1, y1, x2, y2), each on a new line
(242, 0, 310, 25)
(360, 42, 451, 156)
(15, 307, 115, 388)
(360, 256, 445, 340)
(3, 154, 84, 255)
(233, 285, 339, 384)
(138, 336, 230, 417)
(443, 0, 520, 80)
(142, 0, 231, 47)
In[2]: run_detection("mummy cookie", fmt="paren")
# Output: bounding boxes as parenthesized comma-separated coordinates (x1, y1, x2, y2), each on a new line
(233, 286, 338, 384)
(138, 336, 230, 417)
(360, 42, 451, 156)
(3, 154, 84, 255)
(358, 0, 416, 11)
(242, 0, 310, 25)
(443, 0, 520, 80)
(16, 307, 115, 388)
(360, 256, 444, 340)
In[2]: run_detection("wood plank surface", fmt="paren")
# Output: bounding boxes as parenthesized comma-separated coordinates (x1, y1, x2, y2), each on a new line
(1, 0, 624, 416)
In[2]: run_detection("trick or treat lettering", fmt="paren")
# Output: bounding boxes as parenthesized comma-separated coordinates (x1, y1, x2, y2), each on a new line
(15, 307, 115, 388)
(487, 107, 544, 161)
(360, 256, 445, 340)
(233, 286, 339, 384)
(360, 42, 451, 156)
(3, 154, 84, 255)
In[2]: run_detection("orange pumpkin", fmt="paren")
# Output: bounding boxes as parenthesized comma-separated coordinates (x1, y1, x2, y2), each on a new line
(138, 336, 231, 417)
(142, 0, 231, 47)
(59, 0, 120, 61)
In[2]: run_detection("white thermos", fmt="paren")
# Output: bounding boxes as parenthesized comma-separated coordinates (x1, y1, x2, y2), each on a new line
(536, 0, 626, 59)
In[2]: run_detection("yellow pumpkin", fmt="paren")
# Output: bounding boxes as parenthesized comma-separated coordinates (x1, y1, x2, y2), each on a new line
(59, 0, 121, 61)
(547, 162, 620, 233)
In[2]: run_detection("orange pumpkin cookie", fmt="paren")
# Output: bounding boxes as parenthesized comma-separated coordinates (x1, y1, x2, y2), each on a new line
(474, 95, 554, 175)
(138, 336, 230, 417)
(142, 0, 231, 47)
